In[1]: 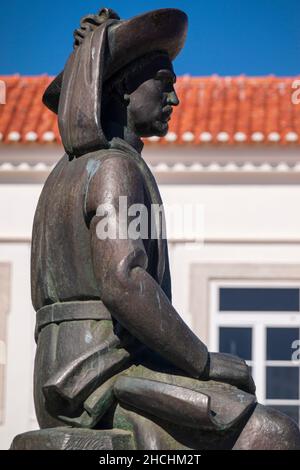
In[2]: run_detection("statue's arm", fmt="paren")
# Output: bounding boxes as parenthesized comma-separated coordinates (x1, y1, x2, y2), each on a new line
(86, 155, 209, 378)
(86, 155, 255, 394)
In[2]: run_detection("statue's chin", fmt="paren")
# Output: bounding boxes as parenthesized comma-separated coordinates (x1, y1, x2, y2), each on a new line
(151, 121, 169, 137)
(138, 121, 169, 139)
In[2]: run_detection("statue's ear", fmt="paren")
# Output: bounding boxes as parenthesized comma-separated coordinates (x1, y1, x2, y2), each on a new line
(124, 93, 130, 106)
(109, 76, 130, 106)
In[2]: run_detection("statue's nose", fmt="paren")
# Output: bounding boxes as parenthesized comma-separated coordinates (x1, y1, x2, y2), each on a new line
(168, 91, 179, 107)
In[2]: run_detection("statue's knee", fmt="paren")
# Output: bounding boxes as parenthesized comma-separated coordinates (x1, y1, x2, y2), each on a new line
(235, 404, 300, 450)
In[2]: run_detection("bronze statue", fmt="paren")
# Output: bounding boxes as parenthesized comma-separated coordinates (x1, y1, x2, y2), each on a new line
(11, 7, 300, 450)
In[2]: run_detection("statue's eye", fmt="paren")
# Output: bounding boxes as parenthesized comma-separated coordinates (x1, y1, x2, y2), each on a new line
(156, 71, 175, 84)
(156, 76, 171, 86)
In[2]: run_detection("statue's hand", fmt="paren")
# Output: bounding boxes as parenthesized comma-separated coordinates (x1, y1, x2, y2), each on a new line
(208, 352, 256, 395)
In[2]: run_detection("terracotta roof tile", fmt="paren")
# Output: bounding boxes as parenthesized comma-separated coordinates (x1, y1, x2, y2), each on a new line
(0, 74, 299, 146)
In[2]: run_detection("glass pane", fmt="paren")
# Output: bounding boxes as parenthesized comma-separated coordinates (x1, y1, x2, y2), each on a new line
(219, 288, 299, 312)
(219, 327, 252, 360)
(269, 405, 299, 425)
(267, 328, 299, 360)
(266, 367, 299, 399)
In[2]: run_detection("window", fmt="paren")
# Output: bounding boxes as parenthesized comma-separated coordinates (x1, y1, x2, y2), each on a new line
(219, 288, 299, 312)
(219, 327, 252, 360)
(210, 281, 300, 427)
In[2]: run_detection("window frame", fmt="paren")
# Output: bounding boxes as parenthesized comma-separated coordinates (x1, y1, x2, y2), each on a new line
(210, 279, 300, 425)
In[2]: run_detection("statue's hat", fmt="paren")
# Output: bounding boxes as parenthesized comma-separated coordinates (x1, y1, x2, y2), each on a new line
(43, 8, 187, 156)
(43, 8, 188, 115)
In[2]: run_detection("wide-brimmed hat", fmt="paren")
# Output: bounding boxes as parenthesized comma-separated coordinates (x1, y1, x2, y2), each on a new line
(43, 8, 188, 114)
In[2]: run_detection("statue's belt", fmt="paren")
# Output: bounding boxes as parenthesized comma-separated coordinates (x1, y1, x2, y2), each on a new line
(35, 300, 112, 342)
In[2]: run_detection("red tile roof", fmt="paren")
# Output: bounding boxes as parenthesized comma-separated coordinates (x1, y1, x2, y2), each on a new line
(0, 74, 299, 146)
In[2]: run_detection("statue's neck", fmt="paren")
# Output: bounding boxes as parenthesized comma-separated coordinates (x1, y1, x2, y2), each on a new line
(122, 127, 144, 154)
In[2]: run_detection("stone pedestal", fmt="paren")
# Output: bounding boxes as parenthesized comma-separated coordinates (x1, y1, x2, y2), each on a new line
(10, 427, 135, 450)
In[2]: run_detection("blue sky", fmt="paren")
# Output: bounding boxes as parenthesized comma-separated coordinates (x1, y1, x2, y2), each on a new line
(1, 0, 300, 76)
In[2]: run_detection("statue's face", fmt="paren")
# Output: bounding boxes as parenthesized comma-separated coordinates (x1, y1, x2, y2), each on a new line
(127, 68, 179, 137)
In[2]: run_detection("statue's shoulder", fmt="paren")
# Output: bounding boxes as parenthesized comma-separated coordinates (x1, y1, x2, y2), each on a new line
(84, 147, 145, 214)
(85, 146, 138, 162)
(84, 147, 143, 181)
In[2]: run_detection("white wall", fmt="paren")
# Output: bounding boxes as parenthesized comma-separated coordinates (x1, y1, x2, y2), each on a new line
(0, 184, 42, 448)
(161, 184, 300, 242)
(0, 185, 43, 240)
(0, 243, 37, 449)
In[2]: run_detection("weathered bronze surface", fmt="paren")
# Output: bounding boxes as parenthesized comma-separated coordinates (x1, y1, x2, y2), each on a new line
(13, 7, 300, 450)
